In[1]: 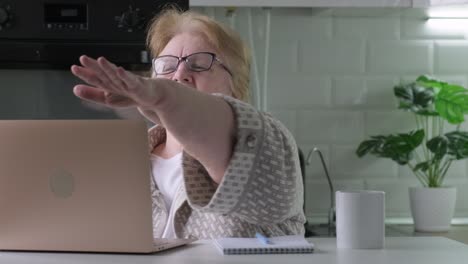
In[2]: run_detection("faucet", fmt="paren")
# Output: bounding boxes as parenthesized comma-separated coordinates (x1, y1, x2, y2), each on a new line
(306, 147, 335, 235)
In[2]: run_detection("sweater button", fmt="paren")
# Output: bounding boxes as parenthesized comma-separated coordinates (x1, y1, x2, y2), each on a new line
(246, 134, 257, 148)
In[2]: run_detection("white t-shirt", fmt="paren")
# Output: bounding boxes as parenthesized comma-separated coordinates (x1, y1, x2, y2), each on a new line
(150, 152, 183, 238)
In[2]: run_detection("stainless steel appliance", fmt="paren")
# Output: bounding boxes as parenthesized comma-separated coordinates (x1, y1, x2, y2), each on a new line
(0, 0, 188, 70)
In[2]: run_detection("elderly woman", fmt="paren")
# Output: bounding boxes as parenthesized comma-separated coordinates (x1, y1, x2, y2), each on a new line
(70, 9, 305, 239)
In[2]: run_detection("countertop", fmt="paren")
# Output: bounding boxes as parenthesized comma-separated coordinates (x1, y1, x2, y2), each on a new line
(306, 223, 468, 245)
(387, 224, 468, 245)
(0, 237, 466, 264)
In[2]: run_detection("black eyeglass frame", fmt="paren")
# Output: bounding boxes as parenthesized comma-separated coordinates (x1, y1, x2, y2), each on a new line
(152, 52, 233, 77)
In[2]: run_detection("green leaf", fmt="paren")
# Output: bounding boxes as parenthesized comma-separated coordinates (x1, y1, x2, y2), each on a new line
(427, 135, 449, 160)
(415, 109, 439, 116)
(414, 160, 431, 172)
(416, 75, 447, 93)
(416, 75, 430, 82)
(355, 130, 424, 165)
(446, 131, 468, 159)
(356, 138, 380, 157)
(435, 84, 468, 124)
(394, 83, 436, 115)
(427, 131, 468, 160)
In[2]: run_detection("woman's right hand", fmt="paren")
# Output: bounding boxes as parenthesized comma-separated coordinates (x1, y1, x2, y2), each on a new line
(71, 55, 142, 108)
(70, 55, 174, 124)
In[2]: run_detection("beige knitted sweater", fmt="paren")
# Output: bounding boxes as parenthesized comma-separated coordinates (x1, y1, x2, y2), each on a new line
(147, 95, 305, 239)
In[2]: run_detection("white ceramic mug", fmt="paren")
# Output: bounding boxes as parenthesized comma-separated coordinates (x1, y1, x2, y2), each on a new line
(336, 190, 385, 249)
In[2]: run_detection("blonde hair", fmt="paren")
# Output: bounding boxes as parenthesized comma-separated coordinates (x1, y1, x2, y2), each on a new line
(146, 9, 251, 102)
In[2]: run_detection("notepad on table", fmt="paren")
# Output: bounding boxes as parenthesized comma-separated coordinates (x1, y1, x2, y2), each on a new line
(213, 235, 314, 255)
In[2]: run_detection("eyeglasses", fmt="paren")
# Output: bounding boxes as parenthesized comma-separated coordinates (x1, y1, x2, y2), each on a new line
(152, 52, 233, 76)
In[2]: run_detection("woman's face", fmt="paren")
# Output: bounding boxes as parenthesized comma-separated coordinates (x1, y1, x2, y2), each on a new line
(154, 32, 233, 96)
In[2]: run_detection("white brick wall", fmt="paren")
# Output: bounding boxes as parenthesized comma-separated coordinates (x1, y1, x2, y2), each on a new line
(196, 7, 468, 221)
(436, 41, 468, 72)
(267, 74, 331, 108)
(368, 40, 433, 74)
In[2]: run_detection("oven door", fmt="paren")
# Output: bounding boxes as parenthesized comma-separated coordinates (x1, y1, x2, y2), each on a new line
(0, 0, 188, 70)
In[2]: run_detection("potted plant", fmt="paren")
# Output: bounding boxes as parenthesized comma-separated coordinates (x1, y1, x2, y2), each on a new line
(356, 75, 468, 232)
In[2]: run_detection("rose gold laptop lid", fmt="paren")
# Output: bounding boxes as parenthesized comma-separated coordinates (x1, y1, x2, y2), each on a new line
(0, 120, 185, 253)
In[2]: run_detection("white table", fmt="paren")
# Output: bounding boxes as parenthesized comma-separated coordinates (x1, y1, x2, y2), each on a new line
(0, 237, 466, 264)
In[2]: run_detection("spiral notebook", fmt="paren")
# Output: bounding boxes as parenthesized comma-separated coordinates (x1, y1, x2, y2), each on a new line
(213, 235, 314, 255)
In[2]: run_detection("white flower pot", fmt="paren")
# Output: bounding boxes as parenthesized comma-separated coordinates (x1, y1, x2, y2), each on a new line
(409, 187, 457, 232)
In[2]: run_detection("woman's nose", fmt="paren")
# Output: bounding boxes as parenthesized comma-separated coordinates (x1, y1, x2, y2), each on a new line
(171, 61, 193, 84)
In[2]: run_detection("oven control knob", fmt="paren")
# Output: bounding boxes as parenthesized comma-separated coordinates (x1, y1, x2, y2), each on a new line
(115, 5, 145, 33)
(0, 5, 13, 30)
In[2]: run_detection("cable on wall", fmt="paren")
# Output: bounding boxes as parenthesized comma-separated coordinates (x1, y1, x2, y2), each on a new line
(225, 7, 237, 28)
(247, 8, 262, 108)
(261, 7, 271, 112)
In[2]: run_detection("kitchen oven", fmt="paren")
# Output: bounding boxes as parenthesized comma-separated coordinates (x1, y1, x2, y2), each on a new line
(0, 0, 188, 70)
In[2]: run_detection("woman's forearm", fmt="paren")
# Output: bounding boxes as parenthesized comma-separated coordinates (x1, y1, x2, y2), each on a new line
(150, 80, 235, 184)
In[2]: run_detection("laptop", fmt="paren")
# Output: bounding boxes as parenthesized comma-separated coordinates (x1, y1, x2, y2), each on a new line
(0, 120, 194, 253)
